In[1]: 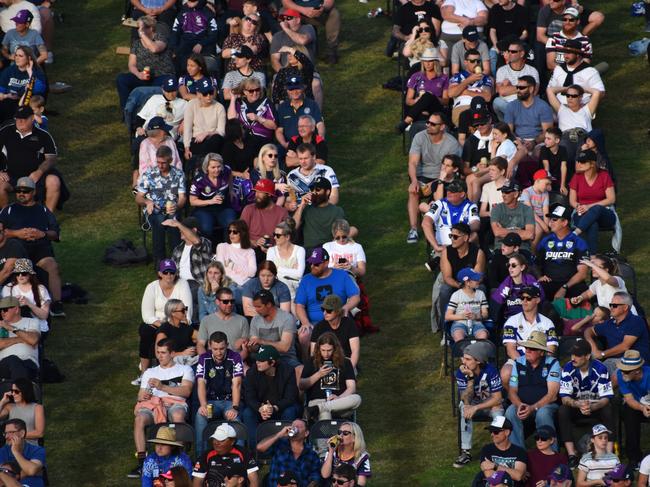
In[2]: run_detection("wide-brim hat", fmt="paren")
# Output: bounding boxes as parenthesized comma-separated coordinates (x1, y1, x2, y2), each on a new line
(617, 349, 645, 371)
(13, 258, 35, 275)
(518, 330, 552, 352)
(147, 426, 183, 446)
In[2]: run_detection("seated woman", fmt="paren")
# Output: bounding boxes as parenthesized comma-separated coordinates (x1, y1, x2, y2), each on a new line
(492, 253, 545, 320)
(489, 122, 519, 179)
(445, 267, 489, 342)
(0, 45, 46, 123)
(569, 149, 616, 254)
(431, 154, 464, 201)
(300, 333, 361, 421)
(1, 10, 47, 66)
(252, 143, 288, 207)
(321, 421, 372, 486)
(575, 425, 619, 487)
(570, 254, 634, 313)
(241, 260, 292, 318)
(271, 45, 315, 106)
(310, 294, 360, 371)
(1, 258, 50, 334)
(136, 259, 193, 384)
(266, 219, 305, 303)
(178, 53, 217, 102)
(155, 299, 197, 366)
(214, 219, 257, 303)
(227, 78, 277, 154)
(396, 48, 449, 134)
(135, 118, 183, 187)
(221, 119, 257, 181)
(0, 378, 45, 445)
(221, 12, 268, 73)
(182, 78, 226, 162)
(323, 219, 366, 281)
(402, 19, 448, 69)
(197, 261, 234, 321)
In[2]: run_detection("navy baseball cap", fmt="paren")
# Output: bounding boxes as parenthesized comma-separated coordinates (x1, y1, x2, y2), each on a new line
(197, 78, 214, 94)
(286, 76, 304, 90)
(162, 75, 178, 92)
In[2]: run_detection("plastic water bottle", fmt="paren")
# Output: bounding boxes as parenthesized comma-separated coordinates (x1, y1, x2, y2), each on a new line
(465, 304, 473, 337)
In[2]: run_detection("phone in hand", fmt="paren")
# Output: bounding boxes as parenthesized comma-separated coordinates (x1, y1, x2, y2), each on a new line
(338, 258, 347, 264)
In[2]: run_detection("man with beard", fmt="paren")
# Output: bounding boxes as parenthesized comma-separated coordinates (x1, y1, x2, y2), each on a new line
(504, 76, 554, 148)
(493, 41, 540, 122)
(547, 39, 605, 106)
(294, 177, 344, 250)
(545, 7, 592, 70)
(241, 179, 288, 262)
(286, 143, 338, 211)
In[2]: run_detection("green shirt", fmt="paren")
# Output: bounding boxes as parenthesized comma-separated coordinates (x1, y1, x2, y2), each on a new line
(302, 204, 345, 249)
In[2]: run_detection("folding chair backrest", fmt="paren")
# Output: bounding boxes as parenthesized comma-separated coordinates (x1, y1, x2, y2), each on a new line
(146, 422, 195, 453)
(255, 420, 292, 465)
(308, 419, 347, 459)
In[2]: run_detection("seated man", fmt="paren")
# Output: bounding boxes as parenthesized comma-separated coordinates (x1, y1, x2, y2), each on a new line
(453, 342, 504, 469)
(242, 345, 300, 448)
(585, 291, 650, 378)
(192, 423, 259, 487)
(558, 338, 613, 468)
(197, 287, 250, 356)
(286, 143, 338, 210)
(0, 296, 39, 381)
(545, 7, 592, 71)
(241, 179, 288, 260)
(131, 338, 194, 477)
(285, 115, 328, 168)
(478, 416, 527, 486)
(489, 180, 535, 251)
(275, 77, 324, 151)
(281, 0, 341, 63)
(448, 49, 493, 127)
(547, 39, 605, 106)
(270, 10, 317, 72)
(0, 419, 45, 487)
(616, 350, 650, 473)
(0, 106, 62, 211)
(493, 40, 540, 122)
(256, 420, 321, 487)
(194, 331, 243, 458)
(505, 331, 561, 451)
(130, 0, 177, 27)
(450, 26, 491, 75)
(0, 178, 64, 316)
(503, 76, 554, 148)
(294, 177, 345, 250)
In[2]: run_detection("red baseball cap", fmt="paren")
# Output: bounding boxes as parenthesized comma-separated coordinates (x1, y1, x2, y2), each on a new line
(281, 8, 301, 17)
(254, 178, 275, 196)
(533, 169, 551, 181)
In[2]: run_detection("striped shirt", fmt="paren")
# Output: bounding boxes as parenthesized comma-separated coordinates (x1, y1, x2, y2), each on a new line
(578, 452, 619, 481)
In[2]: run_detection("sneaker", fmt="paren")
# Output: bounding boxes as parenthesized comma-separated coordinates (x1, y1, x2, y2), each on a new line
(453, 450, 471, 468)
(131, 375, 142, 386)
(49, 301, 66, 318)
(568, 455, 579, 469)
(406, 228, 419, 244)
(395, 121, 409, 134)
(127, 465, 141, 478)
(424, 255, 440, 273)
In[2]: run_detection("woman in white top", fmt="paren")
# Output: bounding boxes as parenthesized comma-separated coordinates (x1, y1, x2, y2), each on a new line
(214, 219, 257, 306)
(571, 254, 634, 313)
(576, 424, 619, 486)
(137, 259, 193, 381)
(490, 122, 520, 179)
(267, 220, 305, 305)
(479, 156, 507, 218)
(1, 259, 50, 333)
(323, 219, 366, 279)
(440, 0, 487, 52)
(182, 81, 227, 162)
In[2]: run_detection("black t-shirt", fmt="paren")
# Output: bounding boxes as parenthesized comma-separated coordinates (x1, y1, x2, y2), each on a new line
(221, 140, 256, 173)
(394, 1, 442, 36)
(462, 134, 491, 167)
(157, 322, 194, 352)
(193, 446, 258, 487)
(0, 203, 59, 244)
(446, 243, 480, 278)
(539, 145, 568, 191)
(301, 358, 356, 401)
(480, 442, 528, 487)
(488, 4, 528, 45)
(0, 124, 57, 179)
(310, 316, 359, 359)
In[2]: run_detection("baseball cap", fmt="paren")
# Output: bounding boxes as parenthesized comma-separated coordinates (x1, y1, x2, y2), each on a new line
(592, 424, 612, 437)
(234, 45, 254, 59)
(286, 76, 304, 90)
(253, 178, 275, 196)
(487, 471, 513, 486)
(533, 169, 551, 181)
(158, 259, 177, 273)
(15, 177, 36, 190)
(606, 464, 634, 481)
(15, 106, 34, 119)
(548, 464, 572, 482)
(0, 296, 20, 309)
(457, 267, 483, 283)
(11, 9, 33, 24)
(546, 203, 571, 220)
(197, 78, 214, 95)
(147, 116, 172, 134)
(309, 176, 332, 191)
(520, 285, 541, 298)
(256, 345, 280, 362)
(535, 425, 557, 440)
(281, 7, 301, 17)
(210, 423, 237, 441)
(306, 247, 330, 265)
(576, 149, 597, 163)
(502, 232, 522, 246)
(321, 294, 342, 312)
(447, 180, 467, 194)
(162, 75, 178, 92)
(470, 109, 491, 126)
(563, 6, 580, 18)
(462, 25, 479, 41)
(498, 180, 520, 193)
(570, 339, 592, 357)
(486, 416, 512, 432)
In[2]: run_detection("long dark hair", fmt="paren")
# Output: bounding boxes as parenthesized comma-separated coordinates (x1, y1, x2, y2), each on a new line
(12, 378, 36, 404)
(417, 19, 440, 47)
(187, 53, 208, 78)
(313, 332, 346, 369)
(228, 220, 252, 249)
(8, 274, 42, 308)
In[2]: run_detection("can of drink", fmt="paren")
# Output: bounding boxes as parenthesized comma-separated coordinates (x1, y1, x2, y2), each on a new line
(288, 426, 298, 437)
(0, 328, 7, 339)
(143, 66, 151, 80)
(165, 201, 174, 215)
(206, 404, 213, 419)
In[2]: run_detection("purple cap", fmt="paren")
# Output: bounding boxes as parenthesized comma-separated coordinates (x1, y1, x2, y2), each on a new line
(11, 9, 33, 24)
(159, 259, 177, 273)
(487, 471, 513, 486)
(607, 464, 633, 481)
(548, 464, 572, 482)
(306, 247, 330, 265)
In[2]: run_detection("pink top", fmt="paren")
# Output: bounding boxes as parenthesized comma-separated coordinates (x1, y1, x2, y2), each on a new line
(215, 243, 257, 286)
(138, 137, 182, 175)
(569, 170, 614, 205)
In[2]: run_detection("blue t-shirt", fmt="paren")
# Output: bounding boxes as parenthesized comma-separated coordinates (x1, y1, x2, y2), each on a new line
(0, 443, 46, 487)
(141, 452, 192, 487)
(295, 269, 359, 323)
(617, 365, 650, 402)
(504, 96, 554, 140)
(559, 359, 613, 400)
(276, 98, 322, 139)
(0, 64, 47, 96)
(456, 363, 502, 405)
(594, 314, 650, 361)
(241, 277, 292, 306)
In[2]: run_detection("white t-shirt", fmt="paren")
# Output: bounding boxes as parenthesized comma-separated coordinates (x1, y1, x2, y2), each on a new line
(0, 317, 39, 366)
(496, 64, 540, 102)
(1, 284, 51, 332)
(136, 95, 187, 140)
(558, 104, 593, 132)
(178, 245, 194, 282)
(441, 0, 487, 35)
(589, 277, 637, 314)
(140, 363, 195, 400)
(322, 241, 367, 268)
(548, 65, 605, 104)
(495, 139, 517, 162)
(480, 181, 504, 209)
(640, 454, 650, 484)
(578, 452, 619, 481)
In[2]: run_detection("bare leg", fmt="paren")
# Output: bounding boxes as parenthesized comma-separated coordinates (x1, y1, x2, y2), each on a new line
(134, 412, 153, 452)
(408, 190, 420, 229)
(44, 174, 61, 212)
(36, 257, 61, 301)
(311, 77, 323, 109)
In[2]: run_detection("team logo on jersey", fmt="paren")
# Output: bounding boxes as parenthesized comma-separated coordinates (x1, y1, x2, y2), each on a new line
(208, 368, 216, 378)
(471, 207, 478, 216)
(548, 241, 555, 249)
(557, 241, 563, 248)
(205, 186, 211, 193)
(566, 241, 574, 249)
(304, 108, 311, 114)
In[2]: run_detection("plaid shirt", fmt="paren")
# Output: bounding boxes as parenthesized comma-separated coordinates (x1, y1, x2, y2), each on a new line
(172, 236, 213, 283)
(268, 439, 321, 487)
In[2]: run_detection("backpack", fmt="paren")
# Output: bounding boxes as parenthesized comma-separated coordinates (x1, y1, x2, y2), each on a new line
(103, 239, 148, 266)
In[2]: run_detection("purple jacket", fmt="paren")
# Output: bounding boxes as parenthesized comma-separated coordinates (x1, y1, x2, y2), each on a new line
(491, 273, 545, 319)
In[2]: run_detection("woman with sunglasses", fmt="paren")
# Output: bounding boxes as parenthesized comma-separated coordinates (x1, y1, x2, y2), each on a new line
(137, 259, 193, 384)
(266, 219, 305, 303)
(1, 259, 50, 334)
(214, 220, 257, 304)
(241, 260, 291, 318)
(197, 261, 234, 320)
(182, 78, 226, 162)
(271, 44, 315, 106)
(178, 53, 216, 101)
(0, 378, 44, 446)
(526, 426, 568, 487)
(222, 12, 268, 72)
(323, 219, 366, 279)
(402, 19, 448, 68)
(492, 253, 544, 320)
(321, 421, 371, 486)
(155, 299, 197, 366)
(547, 84, 601, 164)
(228, 77, 277, 154)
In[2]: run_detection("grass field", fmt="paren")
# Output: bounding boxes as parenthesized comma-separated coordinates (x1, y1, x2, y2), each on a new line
(37, 0, 650, 485)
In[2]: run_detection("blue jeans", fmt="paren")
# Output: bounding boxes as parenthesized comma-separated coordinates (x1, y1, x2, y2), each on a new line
(459, 402, 503, 450)
(505, 402, 559, 451)
(193, 205, 237, 242)
(194, 399, 239, 457)
(242, 404, 300, 449)
(572, 205, 616, 254)
(147, 212, 181, 263)
(115, 72, 167, 110)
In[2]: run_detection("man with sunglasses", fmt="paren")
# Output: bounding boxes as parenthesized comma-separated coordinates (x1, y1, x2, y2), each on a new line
(616, 350, 650, 470)
(294, 177, 344, 250)
(270, 8, 316, 71)
(0, 419, 44, 487)
(503, 75, 553, 146)
(197, 287, 250, 356)
(586, 291, 650, 379)
(490, 180, 535, 251)
(0, 296, 39, 382)
(536, 0, 603, 47)
(478, 416, 527, 487)
(545, 7, 592, 71)
(330, 464, 357, 486)
(493, 40, 539, 122)
(448, 49, 494, 127)
(547, 39, 605, 106)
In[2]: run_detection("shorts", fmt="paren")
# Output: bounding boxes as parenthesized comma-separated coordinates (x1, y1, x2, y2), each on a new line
(279, 355, 302, 369)
(24, 240, 55, 264)
(449, 321, 487, 337)
(136, 402, 188, 421)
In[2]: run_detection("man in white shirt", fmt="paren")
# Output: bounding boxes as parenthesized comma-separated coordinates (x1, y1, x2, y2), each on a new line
(0, 296, 39, 381)
(493, 40, 539, 121)
(286, 143, 339, 210)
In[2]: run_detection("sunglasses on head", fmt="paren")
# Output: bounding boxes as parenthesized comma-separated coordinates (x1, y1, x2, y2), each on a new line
(244, 16, 259, 25)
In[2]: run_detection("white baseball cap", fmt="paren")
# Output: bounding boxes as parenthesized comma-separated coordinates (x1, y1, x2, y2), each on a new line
(211, 423, 237, 441)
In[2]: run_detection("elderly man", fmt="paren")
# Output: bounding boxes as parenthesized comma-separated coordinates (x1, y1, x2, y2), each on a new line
(286, 115, 328, 168)
(478, 416, 527, 485)
(558, 339, 613, 467)
(0, 106, 62, 211)
(448, 50, 494, 127)
(454, 342, 504, 468)
(197, 287, 250, 356)
(294, 177, 345, 250)
(0, 177, 64, 316)
(286, 143, 339, 209)
(536, 203, 589, 299)
(281, 0, 341, 64)
(406, 112, 462, 244)
(257, 420, 321, 487)
(0, 296, 39, 381)
(586, 291, 650, 378)
(450, 26, 491, 75)
(0, 419, 45, 487)
(493, 40, 540, 121)
(616, 350, 650, 470)
(490, 180, 535, 251)
(192, 423, 259, 487)
(241, 179, 288, 260)
(275, 77, 325, 149)
(504, 76, 554, 145)
(505, 331, 561, 450)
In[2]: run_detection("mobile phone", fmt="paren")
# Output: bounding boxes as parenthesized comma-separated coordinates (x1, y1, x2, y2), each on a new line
(324, 360, 333, 368)
(338, 258, 347, 264)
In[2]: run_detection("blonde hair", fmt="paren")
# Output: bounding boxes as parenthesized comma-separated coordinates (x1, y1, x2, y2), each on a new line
(256, 144, 281, 180)
(202, 261, 233, 295)
(340, 422, 367, 463)
(420, 57, 442, 76)
(411, 37, 434, 61)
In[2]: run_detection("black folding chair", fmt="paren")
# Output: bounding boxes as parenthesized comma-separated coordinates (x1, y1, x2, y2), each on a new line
(255, 420, 292, 465)
(308, 419, 348, 459)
